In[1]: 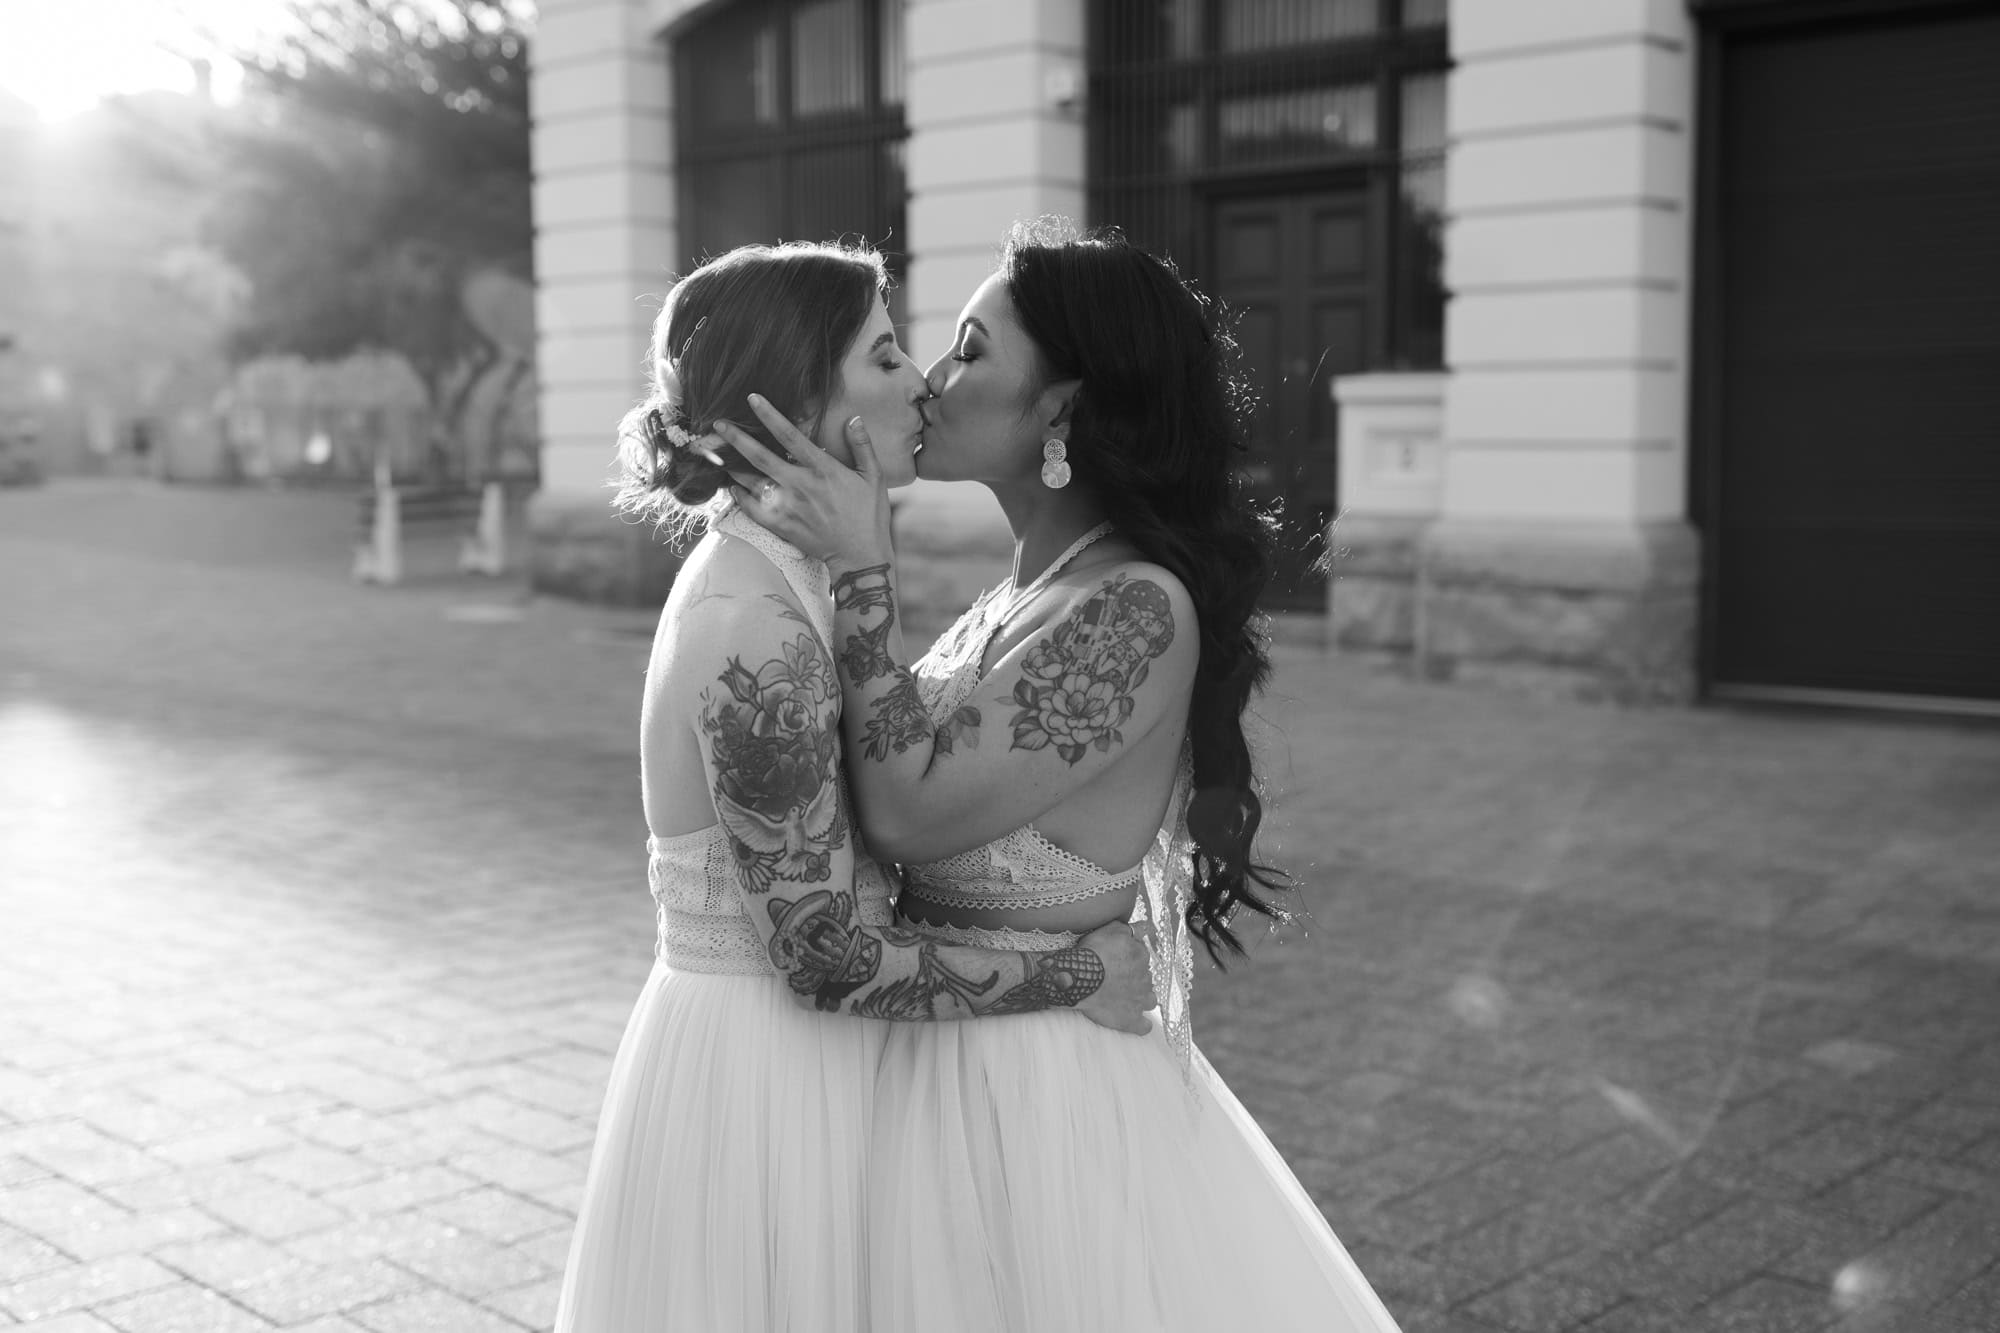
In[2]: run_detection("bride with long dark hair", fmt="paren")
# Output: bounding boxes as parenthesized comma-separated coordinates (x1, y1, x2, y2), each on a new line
(721, 219, 1401, 1331)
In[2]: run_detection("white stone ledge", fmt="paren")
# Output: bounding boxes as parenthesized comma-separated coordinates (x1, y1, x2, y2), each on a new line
(533, 170, 674, 231)
(908, 42, 1063, 69)
(1450, 0, 1686, 60)
(912, 184, 1059, 253)
(531, 113, 672, 175)
(542, 384, 649, 441)
(1447, 204, 1683, 288)
(1448, 196, 1681, 221)
(531, 100, 674, 129)
(1448, 125, 1687, 213)
(540, 332, 651, 388)
(1447, 367, 1681, 442)
(1450, 277, 1680, 297)
(910, 0, 1082, 63)
(537, 223, 676, 283)
(1449, 437, 1676, 452)
(533, 57, 670, 118)
(1451, 115, 1685, 144)
(1440, 447, 1673, 523)
(908, 121, 1083, 190)
(907, 252, 1009, 323)
(530, 46, 656, 75)
(538, 280, 666, 338)
(1450, 358, 1679, 372)
(1453, 41, 1688, 134)
(534, 4, 647, 67)
(1449, 287, 1683, 365)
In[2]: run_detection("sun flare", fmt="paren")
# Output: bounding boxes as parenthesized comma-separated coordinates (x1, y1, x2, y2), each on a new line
(0, 0, 261, 121)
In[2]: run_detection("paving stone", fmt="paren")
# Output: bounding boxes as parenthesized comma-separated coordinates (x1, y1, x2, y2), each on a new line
(93, 1279, 275, 1332)
(0, 1255, 179, 1321)
(246, 1146, 382, 1194)
(346, 1289, 527, 1333)
(8, 1315, 122, 1333)
(198, 1185, 348, 1241)
(321, 1167, 480, 1220)
(0, 1125, 164, 1188)
(228, 1259, 419, 1326)
(417, 1188, 569, 1245)
(480, 1278, 559, 1329)
(6, 482, 1999, 1333)
(0, 1228, 68, 1287)
(151, 1234, 307, 1294)
(0, 1183, 131, 1240)
(1696, 1275, 1837, 1332)
(384, 1230, 555, 1297)
(55, 1205, 227, 1261)
(1464, 1271, 1625, 1332)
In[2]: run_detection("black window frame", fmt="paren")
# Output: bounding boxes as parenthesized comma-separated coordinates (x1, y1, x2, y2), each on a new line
(1086, 0, 1450, 369)
(673, 0, 911, 289)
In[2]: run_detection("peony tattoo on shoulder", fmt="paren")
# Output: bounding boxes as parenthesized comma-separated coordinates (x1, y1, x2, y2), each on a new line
(1009, 576, 1175, 765)
(701, 632, 847, 893)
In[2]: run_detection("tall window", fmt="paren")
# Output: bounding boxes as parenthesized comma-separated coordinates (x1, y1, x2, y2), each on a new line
(1088, 0, 1448, 368)
(676, 0, 909, 293)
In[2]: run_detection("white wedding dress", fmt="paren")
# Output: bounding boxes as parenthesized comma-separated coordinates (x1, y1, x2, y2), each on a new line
(554, 509, 896, 1333)
(868, 534, 1404, 1333)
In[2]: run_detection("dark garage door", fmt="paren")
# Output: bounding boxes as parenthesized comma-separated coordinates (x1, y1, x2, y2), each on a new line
(1705, 4, 2000, 705)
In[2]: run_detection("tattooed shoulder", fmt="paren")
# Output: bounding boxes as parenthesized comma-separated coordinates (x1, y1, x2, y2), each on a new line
(697, 624, 848, 894)
(1009, 574, 1180, 766)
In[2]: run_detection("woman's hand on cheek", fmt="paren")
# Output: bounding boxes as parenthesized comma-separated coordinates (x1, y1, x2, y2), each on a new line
(717, 395, 894, 572)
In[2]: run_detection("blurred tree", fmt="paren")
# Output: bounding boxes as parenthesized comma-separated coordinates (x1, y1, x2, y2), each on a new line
(206, 0, 533, 475)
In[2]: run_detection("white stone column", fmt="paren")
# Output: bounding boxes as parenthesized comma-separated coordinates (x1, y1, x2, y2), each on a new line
(527, 0, 677, 602)
(893, 0, 1088, 624)
(1419, 0, 1701, 699)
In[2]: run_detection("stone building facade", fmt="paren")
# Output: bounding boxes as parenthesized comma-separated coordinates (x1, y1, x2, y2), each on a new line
(528, 0, 2000, 708)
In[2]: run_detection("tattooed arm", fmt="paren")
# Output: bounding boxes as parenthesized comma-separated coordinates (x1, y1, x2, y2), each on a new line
(711, 401, 1198, 866)
(823, 557, 1198, 865)
(684, 576, 1151, 1030)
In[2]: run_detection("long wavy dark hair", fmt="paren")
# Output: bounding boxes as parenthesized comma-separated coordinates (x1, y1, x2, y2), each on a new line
(1001, 219, 1289, 963)
(614, 241, 888, 543)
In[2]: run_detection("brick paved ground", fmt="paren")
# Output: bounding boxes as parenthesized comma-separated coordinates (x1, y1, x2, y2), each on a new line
(3, 478, 1998, 1332)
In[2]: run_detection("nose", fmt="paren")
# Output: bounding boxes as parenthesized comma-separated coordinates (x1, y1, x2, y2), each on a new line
(921, 353, 949, 397)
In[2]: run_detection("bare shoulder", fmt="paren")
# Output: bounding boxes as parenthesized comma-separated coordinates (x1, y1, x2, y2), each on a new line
(668, 530, 812, 639)
(1040, 556, 1198, 670)
(649, 534, 827, 722)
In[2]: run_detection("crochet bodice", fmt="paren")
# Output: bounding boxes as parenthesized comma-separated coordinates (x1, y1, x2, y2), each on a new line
(896, 526, 1202, 1069)
(647, 505, 894, 976)
(897, 525, 1145, 946)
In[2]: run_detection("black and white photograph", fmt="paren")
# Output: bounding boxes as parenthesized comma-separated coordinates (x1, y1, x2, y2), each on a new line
(2, 1, 1997, 1330)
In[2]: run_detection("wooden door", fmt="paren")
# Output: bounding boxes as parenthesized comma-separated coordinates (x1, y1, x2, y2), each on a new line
(1211, 187, 1373, 609)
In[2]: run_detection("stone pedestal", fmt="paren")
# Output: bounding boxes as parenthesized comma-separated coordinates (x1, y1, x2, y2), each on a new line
(528, 490, 683, 606)
(1415, 518, 1698, 702)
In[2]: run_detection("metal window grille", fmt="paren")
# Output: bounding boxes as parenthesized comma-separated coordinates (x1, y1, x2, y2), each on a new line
(1086, 0, 1449, 370)
(675, 0, 910, 296)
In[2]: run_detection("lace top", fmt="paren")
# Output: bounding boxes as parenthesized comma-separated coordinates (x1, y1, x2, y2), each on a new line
(900, 526, 1201, 1068)
(647, 504, 895, 977)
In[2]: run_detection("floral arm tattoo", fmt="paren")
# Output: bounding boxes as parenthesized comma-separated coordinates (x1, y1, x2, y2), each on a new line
(698, 615, 1100, 1020)
(1011, 576, 1175, 764)
(829, 563, 980, 766)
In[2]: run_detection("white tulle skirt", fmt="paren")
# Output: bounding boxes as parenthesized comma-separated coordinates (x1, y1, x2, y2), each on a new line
(554, 960, 887, 1333)
(870, 1011, 1403, 1333)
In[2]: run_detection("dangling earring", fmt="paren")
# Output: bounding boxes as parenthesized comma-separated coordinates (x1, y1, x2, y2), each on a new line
(1041, 439, 1071, 490)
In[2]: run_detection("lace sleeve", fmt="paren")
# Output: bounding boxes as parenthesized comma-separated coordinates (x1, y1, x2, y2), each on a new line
(1133, 754, 1198, 1083)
